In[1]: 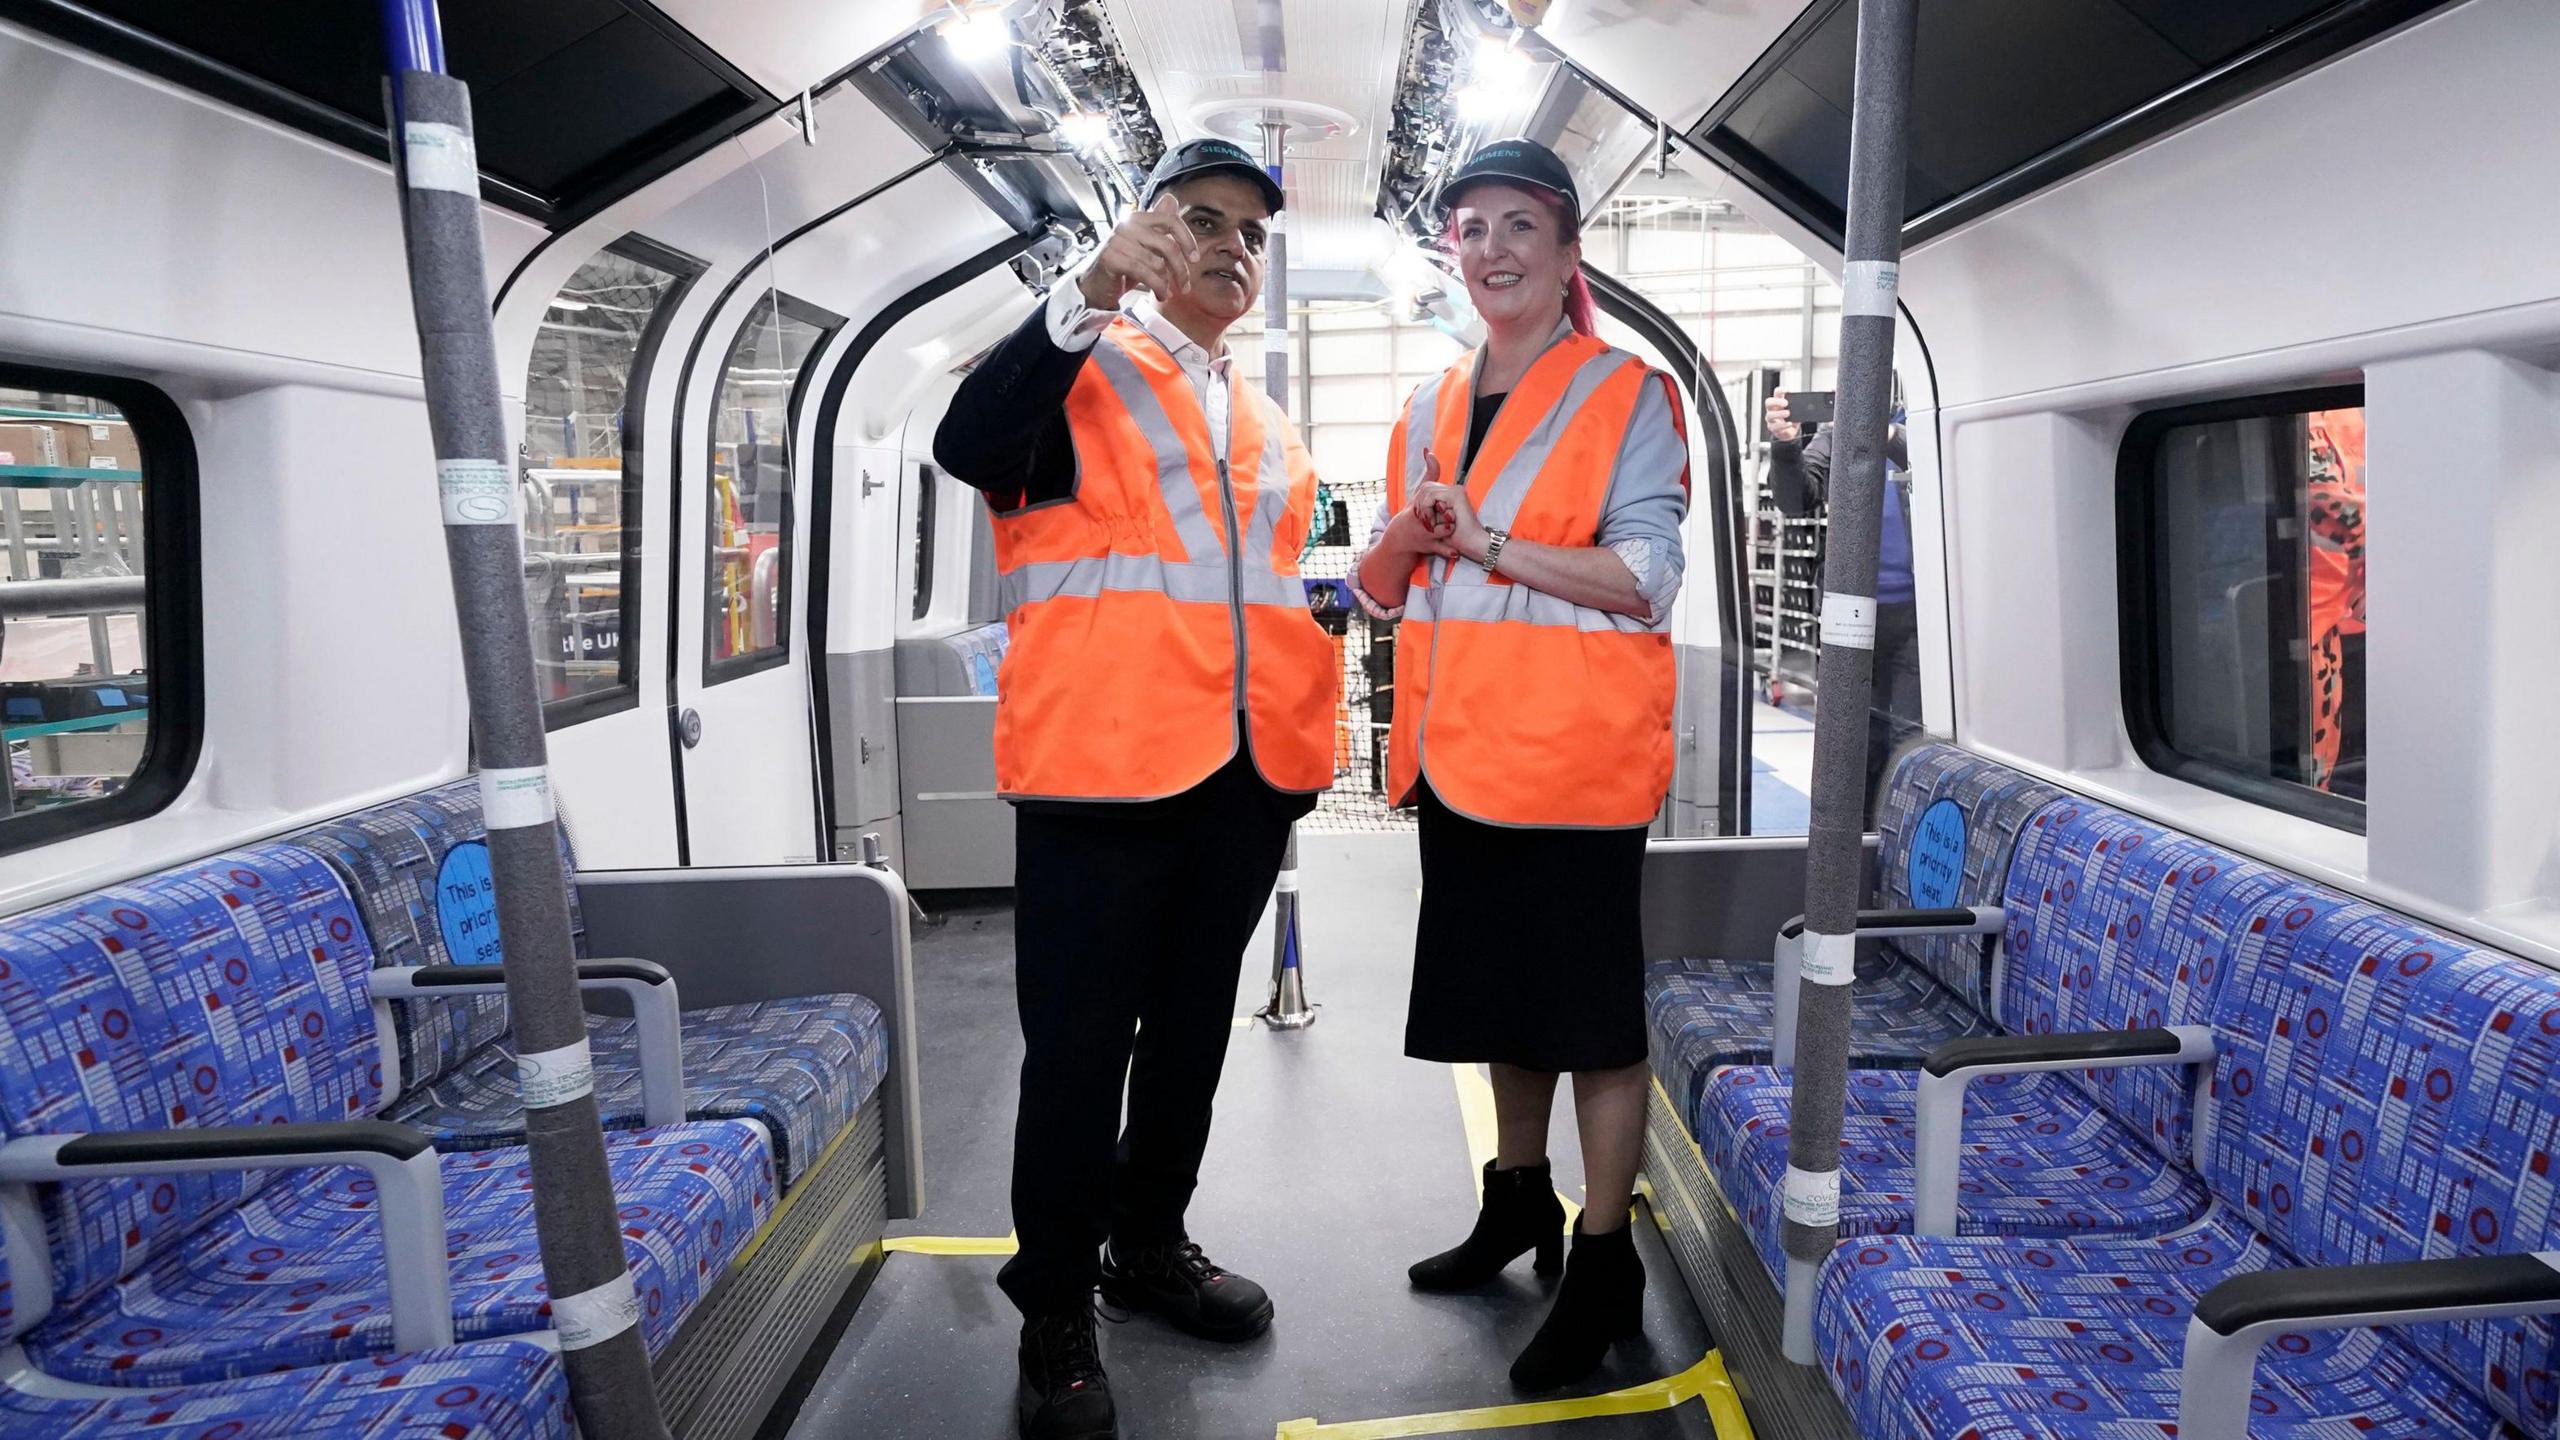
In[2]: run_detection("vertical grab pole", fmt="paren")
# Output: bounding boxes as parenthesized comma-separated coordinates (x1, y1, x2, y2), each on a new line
(1777, 0, 1917, 1364)
(379, 5, 675, 1434)
(1256, 115, 1317, 1030)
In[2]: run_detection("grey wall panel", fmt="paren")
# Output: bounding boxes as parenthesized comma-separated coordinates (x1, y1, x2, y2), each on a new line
(896, 696, 1014, 890)
(829, 647, 902, 830)
(1641, 834, 1879, 959)
(1672, 640, 1725, 835)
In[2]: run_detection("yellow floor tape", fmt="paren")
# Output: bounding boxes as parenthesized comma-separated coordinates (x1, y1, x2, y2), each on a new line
(881, 1231, 1020, 1257)
(1274, 1348, 1751, 1439)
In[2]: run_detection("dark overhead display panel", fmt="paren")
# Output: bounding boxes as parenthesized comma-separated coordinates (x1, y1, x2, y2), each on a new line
(0, 0, 771, 221)
(1692, 0, 2460, 247)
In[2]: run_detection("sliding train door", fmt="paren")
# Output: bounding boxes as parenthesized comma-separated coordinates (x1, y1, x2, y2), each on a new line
(666, 288, 846, 865)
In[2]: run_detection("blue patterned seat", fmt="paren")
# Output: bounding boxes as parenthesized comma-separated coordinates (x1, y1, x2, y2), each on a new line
(295, 780, 890, 1185)
(1643, 741, 2063, 1121)
(390, 993, 885, 1185)
(1698, 1066, 2206, 1281)
(1694, 801, 2294, 1276)
(1817, 894, 2560, 1439)
(0, 841, 774, 1387)
(0, 1338, 571, 1438)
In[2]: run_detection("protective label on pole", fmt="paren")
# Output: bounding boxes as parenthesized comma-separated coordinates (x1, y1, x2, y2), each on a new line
(1842, 260, 1900, 318)
(516, 1036, 595, 1109)
(1802, 930, 1858, 986)
(402, 122, 481, 197)
(550, 1271, 639, 1351)
(477, 766, 554, 831)
(1783, 1165, 1841, 1228)
(436, 459, 519, 526)
(1821, 592, 1876, 651)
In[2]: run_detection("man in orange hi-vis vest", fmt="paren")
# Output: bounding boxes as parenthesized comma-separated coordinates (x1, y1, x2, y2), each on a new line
(933, 138, 1334, 1440)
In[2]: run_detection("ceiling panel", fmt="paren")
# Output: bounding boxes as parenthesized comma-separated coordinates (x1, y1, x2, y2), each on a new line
(1099, 0, 1418, 276)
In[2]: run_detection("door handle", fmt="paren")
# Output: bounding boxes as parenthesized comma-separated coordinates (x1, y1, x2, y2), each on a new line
(861, 467, 885, 499)
(676, 708, 703, 749)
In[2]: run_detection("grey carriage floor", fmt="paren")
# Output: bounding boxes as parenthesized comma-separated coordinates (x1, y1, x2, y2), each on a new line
(781, 833, 1725, 1440)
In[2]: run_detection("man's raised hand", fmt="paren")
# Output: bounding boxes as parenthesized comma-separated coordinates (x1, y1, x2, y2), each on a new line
(1078, 193, 1200, 310)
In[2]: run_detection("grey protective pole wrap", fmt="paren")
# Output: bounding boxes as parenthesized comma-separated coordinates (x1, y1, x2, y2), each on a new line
(387, 71, 674, 1436)
(1776, 0, 1917, 1365)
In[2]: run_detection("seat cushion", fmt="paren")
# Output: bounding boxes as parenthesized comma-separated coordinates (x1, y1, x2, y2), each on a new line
(1697, 1065, 2209, 1282)
(0, 1339, 570, 1438)
(1815, 1212, 2516, 1439)
(25, 1121, 774, 1387)
(0, 844, 383, 1317)
(1645, 953, 1992, 1124)
(388, 994, 887, 1186)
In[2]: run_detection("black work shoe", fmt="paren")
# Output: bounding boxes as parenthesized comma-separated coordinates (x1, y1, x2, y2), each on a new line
(1018, 1305, 1117, 1440)
(1509, 1216, 1646, 1393)
(1099, 1238, 1275, 1341)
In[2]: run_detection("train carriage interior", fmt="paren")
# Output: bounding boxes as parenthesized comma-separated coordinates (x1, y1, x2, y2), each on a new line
(0, 0, 2550, 1435)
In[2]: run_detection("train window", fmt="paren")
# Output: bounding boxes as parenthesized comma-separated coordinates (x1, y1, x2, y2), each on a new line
(522, 238, 697, 725)
(2119, 386, 2367, 830)
(704, 293, 838, 681)
(910, 462, 939, 623)
(0, 367, 199, 852)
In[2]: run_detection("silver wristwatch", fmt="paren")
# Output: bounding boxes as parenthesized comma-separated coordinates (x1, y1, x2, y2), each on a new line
(1479, 528, 1510, 572)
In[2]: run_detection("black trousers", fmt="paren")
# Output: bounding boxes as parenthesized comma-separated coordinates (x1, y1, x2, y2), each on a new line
(1864, 600, 1924, 821)
(996, 752, 1302, 1316)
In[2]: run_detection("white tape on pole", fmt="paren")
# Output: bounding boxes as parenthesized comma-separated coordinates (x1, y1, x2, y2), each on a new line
(402, 122, 481, 196)
(1841, 260, 1900, 319)
(1802, 930, 1858, 987)
(516, 1036, 595, 1109)
(550, 1271, 640, 1351)
(436, 459, 519, 526)
(1821, 592, 1877, 651)
(1782, 1164, 1841, 1227)
(478, 766, 555, 831)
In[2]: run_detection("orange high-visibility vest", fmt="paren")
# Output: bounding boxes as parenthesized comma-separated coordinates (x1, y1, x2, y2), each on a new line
(987, 318, 1336, 802)
(1385, 333, 1681, 828)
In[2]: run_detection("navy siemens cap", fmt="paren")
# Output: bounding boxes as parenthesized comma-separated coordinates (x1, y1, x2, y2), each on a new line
(1439, 137, 1579, 217)
(1144, 138, 1285, 214)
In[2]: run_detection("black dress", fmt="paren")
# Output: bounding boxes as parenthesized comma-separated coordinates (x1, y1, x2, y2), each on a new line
(1400, 393, 1652, 1073)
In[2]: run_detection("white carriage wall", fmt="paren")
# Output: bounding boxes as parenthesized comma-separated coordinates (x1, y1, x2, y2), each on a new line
(0, 20, 544, 911)
(1897, 0, 2560, 959)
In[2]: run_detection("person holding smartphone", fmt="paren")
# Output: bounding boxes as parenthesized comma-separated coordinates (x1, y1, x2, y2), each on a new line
(1765, 388, 1919, 817)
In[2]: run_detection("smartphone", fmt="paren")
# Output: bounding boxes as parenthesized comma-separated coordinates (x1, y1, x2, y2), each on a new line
(1785, 390, 1836, 427)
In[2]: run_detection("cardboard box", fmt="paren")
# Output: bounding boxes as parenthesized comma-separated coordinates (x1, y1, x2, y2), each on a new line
(75, 420, 139, 473)
(0, 422, 63, 469)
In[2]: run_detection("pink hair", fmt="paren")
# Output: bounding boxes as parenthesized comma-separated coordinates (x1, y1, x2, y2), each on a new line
(1443, 183, 1596, 336)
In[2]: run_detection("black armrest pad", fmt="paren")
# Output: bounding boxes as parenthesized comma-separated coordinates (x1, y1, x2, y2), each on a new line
(1780, 907, 1985, 939)
(414, 960, 671, 987)
(2196, 1255, 2560, 1337)
(57, 1119, 430, 1166)
(1924, 1027, 2182, 1078)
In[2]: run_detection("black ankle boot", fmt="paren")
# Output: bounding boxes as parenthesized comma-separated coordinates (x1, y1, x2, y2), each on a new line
(1509, 1216, 1645, 1392)
(1409, 1160, 1568, 1292)
(1018, 1304, 1117, 1439)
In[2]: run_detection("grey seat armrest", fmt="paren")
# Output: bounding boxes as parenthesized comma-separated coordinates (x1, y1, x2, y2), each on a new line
(1911, 1024, 2215, 1235)
(0, 1124, 452, 1352)
(1771, 904, 2004, 1068)
(2177, 1253, 2560, 1440)
(369, 962, 686, 1127)
(570, 863, 923, 1219)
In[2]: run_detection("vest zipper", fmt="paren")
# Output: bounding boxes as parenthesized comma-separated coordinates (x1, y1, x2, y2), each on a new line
(1215, 457, 1250, 721)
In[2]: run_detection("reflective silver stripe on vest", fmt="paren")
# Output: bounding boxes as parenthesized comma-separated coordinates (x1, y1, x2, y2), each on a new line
(1405, 580, 1655, 634)
(999, 554, 1304, 613)
(1401, 373, 1446, 494)
(1241, 425, 1292, 562)
(1445, 347, 1642, 593)
(1087, 340, 1227, 561)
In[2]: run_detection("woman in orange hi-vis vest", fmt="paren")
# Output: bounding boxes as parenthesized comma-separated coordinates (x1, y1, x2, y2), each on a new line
(1352, 139, 1688, 1393)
